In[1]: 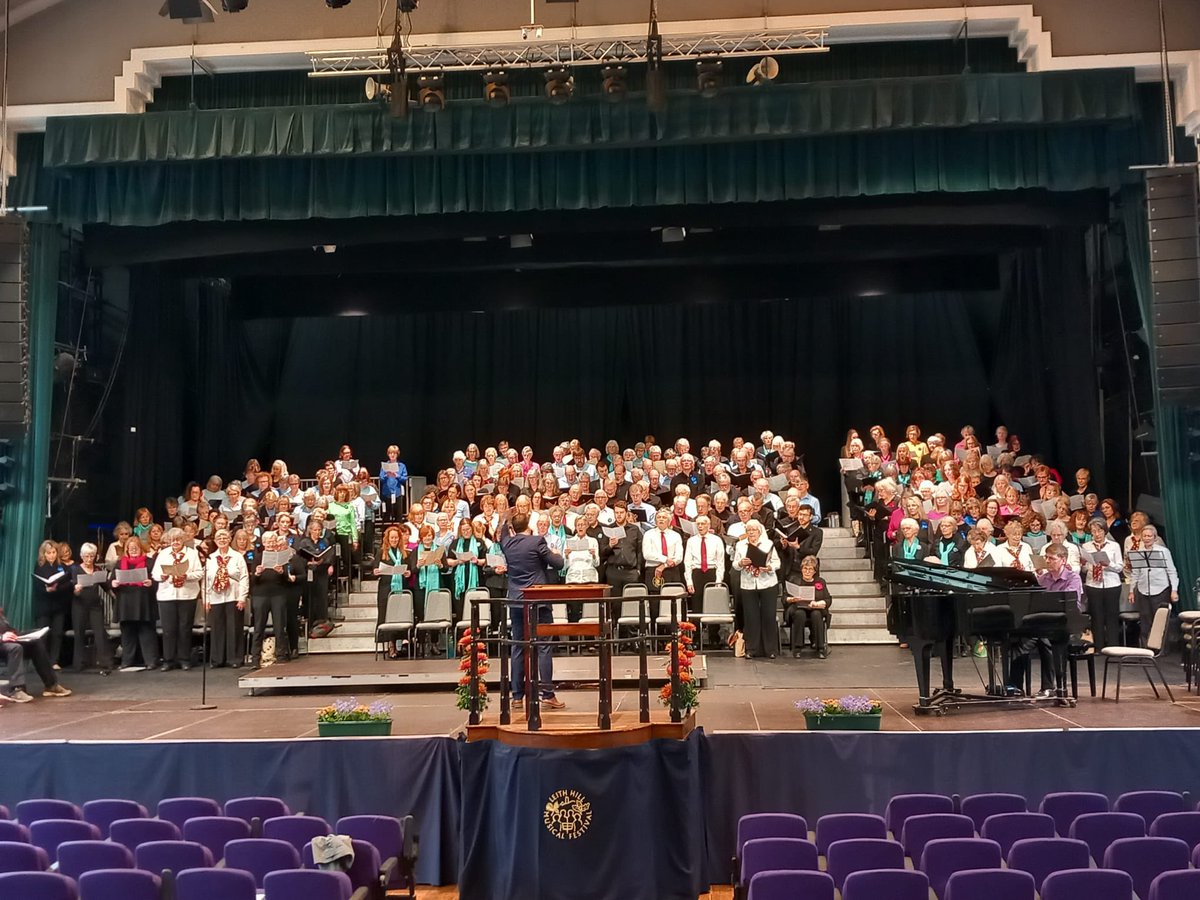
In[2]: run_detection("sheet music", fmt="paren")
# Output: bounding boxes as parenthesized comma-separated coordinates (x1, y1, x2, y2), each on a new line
(1069, 495, 1085, 511)
(1025, 533, 1049, 551)
(678, 519, 697, 536)
(485, 553, 506, 568)
(1014, 455, 1032, 468)
(16, 627, 50, 643)
(454, 549, 478, 562)
(160, 562, 189, 577)
(566, 538, 591, 552)
(115, 567, 149, 584)
(987, 443, 1006, 458)
(418, 547, 445, 567)
(261, 550, 292, 569)
(602, 525, 627, 540)
(75, 571, 108, 587)
(838, 458, 863, 472)
(767, 474, 788, 491)
(33, 570, 66, 585)
(377, 563, 409, 577)
(381, 462, 400, 475)
(785, 582, 815, 604)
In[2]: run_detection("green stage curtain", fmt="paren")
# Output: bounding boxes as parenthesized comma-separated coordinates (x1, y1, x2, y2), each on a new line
(44, 70, 1137, 167)
(0, 225, 60, 629)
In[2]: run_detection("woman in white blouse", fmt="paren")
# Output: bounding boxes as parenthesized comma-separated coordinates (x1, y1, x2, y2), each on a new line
(1045, 521, 1081, 572)
(204, 528, 249, 668)
(564, 514, 600, 584)
(733, 519, 781, 659)
(151, 527, 203, 671)
(1081, 519, 1123, 652)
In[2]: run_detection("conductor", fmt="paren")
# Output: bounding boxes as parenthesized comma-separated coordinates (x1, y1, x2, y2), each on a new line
(501, 513, 567, 710)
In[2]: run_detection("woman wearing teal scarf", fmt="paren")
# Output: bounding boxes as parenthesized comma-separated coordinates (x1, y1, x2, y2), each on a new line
(544, 507, 569, 583)
(447, 519, 485, 623)
(374, 525, 408, 660)
(408, 524, 446, 657)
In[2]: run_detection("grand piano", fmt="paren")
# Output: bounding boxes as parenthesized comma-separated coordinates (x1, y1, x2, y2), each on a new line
(888, 559, 1089, 715)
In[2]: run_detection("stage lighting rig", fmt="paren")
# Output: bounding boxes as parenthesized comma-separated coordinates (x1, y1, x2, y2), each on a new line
(484, 70, 511, 107)
(418, 72, 446, 111)
(696, 57, 723, 98)
(544, 66, 574, 104)
(601, 65, 628, 102)
(220, 0, 248, 10)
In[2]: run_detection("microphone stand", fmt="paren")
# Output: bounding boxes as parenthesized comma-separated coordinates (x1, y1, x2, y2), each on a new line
(192, 558, 217, 711)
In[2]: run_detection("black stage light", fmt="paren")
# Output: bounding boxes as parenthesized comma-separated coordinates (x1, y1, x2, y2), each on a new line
(418, 72, 446, 111)
(326, 0, 352, 8)
(696, 57, 723, 98)
(398, 0, 419, 11)
(544, 65, 574, 104)
(221, 0, 249, 10)
(160, 0, 212, 22)
(601, 65, 627, 102)
(484, 70, 510, 107)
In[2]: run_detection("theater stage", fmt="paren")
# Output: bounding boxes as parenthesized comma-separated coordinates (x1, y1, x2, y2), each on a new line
(3, 646, 1199, 741)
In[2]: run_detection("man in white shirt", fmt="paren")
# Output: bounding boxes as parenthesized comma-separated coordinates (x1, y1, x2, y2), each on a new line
(753, 478, 783, 513)
(642, 507, 684, 610)
(1127, 524, 1178, 646)
(683, 515, 725, 598)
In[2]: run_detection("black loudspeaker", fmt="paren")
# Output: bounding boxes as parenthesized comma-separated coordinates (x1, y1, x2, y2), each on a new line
(165, 0, 204, 19)
(1147, 167, 1200, 404)
(0, 217, 28, 436)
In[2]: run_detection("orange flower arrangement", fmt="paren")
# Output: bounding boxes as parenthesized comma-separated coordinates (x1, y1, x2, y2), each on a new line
(659, 621, 700, 712)
(455, 629, 490, 711)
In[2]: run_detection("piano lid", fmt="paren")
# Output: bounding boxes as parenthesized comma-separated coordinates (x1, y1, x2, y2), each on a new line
(888, 558, 1043, 593)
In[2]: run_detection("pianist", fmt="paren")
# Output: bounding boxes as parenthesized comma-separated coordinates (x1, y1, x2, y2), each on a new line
(1008, 544, 1082, 698)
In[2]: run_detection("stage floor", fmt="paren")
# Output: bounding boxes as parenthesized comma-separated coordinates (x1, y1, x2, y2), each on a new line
(3, 646, 1199, 741)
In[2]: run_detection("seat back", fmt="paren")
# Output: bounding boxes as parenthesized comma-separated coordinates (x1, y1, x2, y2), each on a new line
(885, 793, 955, 837)
(334, 816, 403, 886)
(944, 868, 1035, 900)
(175, 867, 257, 900)
(736, 813, 808, 855)
(223, 838, 301, 888)
(746, 869, 833, 900)
(1041, 869, 1134, 900)
(1114, 791, 1185, 826)
(1102, 836, 1190, 900)
(1069, 812, 1146, 863)
(740, 838, 818, 884)
(134, 839, 214, 875)
(423, 589, 453, 624)
(902, 813, 975, 861)
(301, 838, 381, 894)
(156, 797, 221, 831)
(16, 801, 83, 826)
(702, 584, 732, 616)
(0, 840, 50, 873)
(0, 821, 29, 844)
(1148, 869, 1200, 900)
(1039, 792, 1109, 837)
(1148, 606, 1170, 653)
(0, 871, 78, 900)
(383, 593, 414, 627)
(981, 813, 1056, 857)
(224, 797, 291, 825)
(262, 816, 331, 854)
(263, 869, 352, 900)
(463, 589, 492, 626)
(826, 838, 904, 890)
(1007, 837, 1091, 893)
(78, 868, 161, 900)
(841, 869, 929, 900)
(56, 841, 133, 881)
(29, 821, 101, 863)
(961, 793, 1028, 832)
(919, 837, 1002, 898)
(81, 801, 148, 839)
(814, 813, 886, 855)
(182, 816, 252, 861)
(1150, 812, 1200, 851)
(108, 818, 181, 852)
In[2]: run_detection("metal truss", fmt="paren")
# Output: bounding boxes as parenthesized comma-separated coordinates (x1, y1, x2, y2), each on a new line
(308, 28, 829, 77)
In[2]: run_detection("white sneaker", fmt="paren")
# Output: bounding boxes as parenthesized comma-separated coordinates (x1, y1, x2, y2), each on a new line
(118, 666, 145, 673)
(6, 690, 35, 703)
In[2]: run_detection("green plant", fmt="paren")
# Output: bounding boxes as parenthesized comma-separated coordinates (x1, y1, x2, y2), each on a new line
(316, 697, 393, 723)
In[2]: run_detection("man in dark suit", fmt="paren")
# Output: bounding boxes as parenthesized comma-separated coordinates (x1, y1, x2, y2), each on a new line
(500, 513, 567, 710)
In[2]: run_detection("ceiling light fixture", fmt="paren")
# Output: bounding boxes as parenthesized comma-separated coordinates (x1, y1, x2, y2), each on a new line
(696, 57, 724, 98)
(418, 72, 446, 112)
(484, 70, 511, 107)
(746, 56, 780, 85)
(601, 65, 628, 102)
(544, 65, 574, 104)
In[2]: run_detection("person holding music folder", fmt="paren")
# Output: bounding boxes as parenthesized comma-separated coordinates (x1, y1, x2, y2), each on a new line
(564, 514, 601, 586)
(777, 500, 823, 582)
(250, 531, 297, 667)
(0, 606, 72, 703)
(500, 512, 567, 711)
(962, 527, 996, 569)
(734, 519, 781, 659)
(70, 542, 113, 673)
(1080, 519, 1123, 652)
(374, 525, 410, 659)
(784, 555, 832, 658)
(204, 528, 249, 668)
(1127, 524, 1178, 647)
(930, 515, 967, 567)
(409, 525, 447, 656)
(32, 540, 71, 669)
(152, 527, 204, 671)
(296, 517, 335, 634)
(379, 444, 409, 523)
(447, 518, 487, 622)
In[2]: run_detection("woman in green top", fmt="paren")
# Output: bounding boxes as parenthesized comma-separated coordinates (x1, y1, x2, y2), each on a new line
(326, 483, 359, 583)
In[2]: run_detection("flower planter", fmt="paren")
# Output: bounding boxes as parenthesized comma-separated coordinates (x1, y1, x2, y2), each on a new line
(803, 713, 882, 732)
(317, 720, 393, 737)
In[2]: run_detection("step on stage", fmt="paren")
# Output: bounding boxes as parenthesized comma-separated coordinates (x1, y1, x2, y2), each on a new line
(237, 651, 708, 694)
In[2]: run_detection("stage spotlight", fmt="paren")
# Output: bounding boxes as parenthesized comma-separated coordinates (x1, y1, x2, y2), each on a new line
(418, 72, 446, 111)
(159, 0, 214, 23)
(696, 57, 723, 98)
(544, 66, 574, 104)
(601, 65, 628, 102)
(325, 0, 352, 8)
(746, 56, 780, 85)
(221, 0, 249, 10)
(398, 0, 419, 10)
(484, 70, 510, 107)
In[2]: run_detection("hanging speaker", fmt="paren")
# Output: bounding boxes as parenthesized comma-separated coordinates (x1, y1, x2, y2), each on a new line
(164, 0, 204, 18)
(1146, 168, 1200, 404)
(0, 217, 29, 435)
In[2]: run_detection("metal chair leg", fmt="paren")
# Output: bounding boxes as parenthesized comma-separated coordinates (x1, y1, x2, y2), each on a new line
(1154, 660, 1176, 702)
(1115, 660, 1123, 701)
(1087, 656, 1096, 697)
(1145, 665, 1161, 699)
(1102, 657, 1109, 698)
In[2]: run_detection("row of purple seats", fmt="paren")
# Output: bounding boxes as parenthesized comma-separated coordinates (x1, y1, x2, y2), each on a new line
(0, 867, 355, 900)
(9, 797, 290, 831)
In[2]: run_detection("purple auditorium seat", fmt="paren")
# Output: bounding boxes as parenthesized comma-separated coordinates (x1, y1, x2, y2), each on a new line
(919, 837, 1002, 899)
(175, 867, 257, 900)
(1041, 869, 1134, 900)
(334, 815, 405, 887)
(0, 822, 29, 844)
(56, 842, 134, 881)
(134, 839, 213, 875)
(81, 801, 147, 839)
(1150, 812, 1200, 850)
(182, 816, 251, 862)
(77, 869, 160, 900)
(944, 868, 1035, 900)
(814, 813, 887, 855)
(16, 801, 83, 826)
(1068, 812, 1145, 863)
(1150, 870, 1200, 900)
(1102, 836, 1190, 900)
(302, 838, 385, 898)
(747, 870, 834, 900)
(736, 813, 808, 856)
(1113, 791, 1186, 826)
(224, 797, 291, 827)
(981, 813, 1056, 857)
(0, 871, 78, 900)
(28, 821, 101, 864)
(885, 794, 955, 838)
(842, 869, 930, 900)
(263, 815, 331, 854)
(155, 798, 221, 831)
(108, 818, 180, 852)
(825, 838, 905, 890)
(961, 793, 1028, 832)
(222, 838, 301, 888)
(1039, 792, 1109, 837)
(740, 838, 818, 889)
(902, 813, 975, 861)
(264, 869, 352, 900)
(0, 806, 8, 820)
(1006, 837, 1091, 893)
(0, 840, 50, 873)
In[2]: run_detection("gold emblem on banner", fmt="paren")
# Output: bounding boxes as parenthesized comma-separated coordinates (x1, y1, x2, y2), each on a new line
(544, 789, 592, 840)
